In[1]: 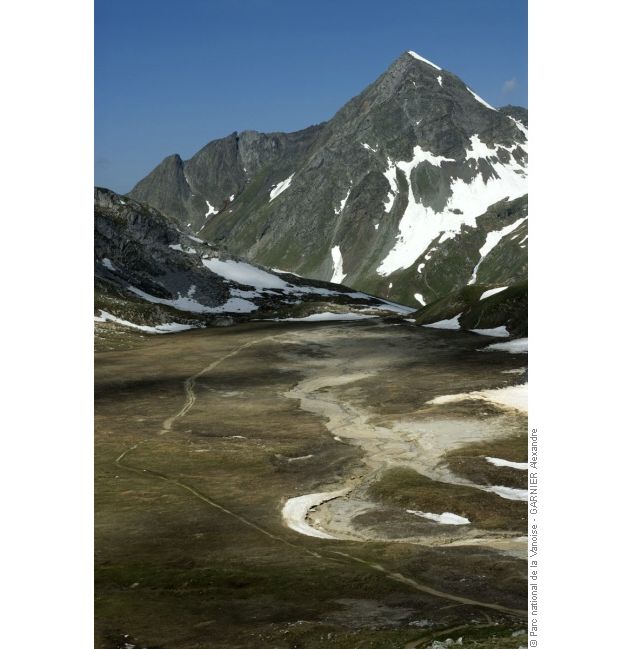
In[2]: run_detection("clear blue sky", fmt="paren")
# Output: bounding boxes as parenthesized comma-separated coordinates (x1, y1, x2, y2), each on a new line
(95, 0, 527, 193)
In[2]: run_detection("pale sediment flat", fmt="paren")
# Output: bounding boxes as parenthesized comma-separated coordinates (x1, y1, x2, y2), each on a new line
(275, 323, 528, 552)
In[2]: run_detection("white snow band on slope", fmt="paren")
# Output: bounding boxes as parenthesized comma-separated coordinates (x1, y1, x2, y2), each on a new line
(467, 87, 497, 111)
(202, 258, 289, 289)
(95, 310, 198, 334)
(383, 160, 400, 213)
(335, 185, 352, 215)
(330, 245, 346, 283)
(101, 258, 116, 271)
(468, 217, 527, 284)
(377, 130, 528, 276)
(407, 50, 442, 70)
(205, 200, 218, 217)
(508, 116, 528, 138)
(128, 285, 259, 314)
(480, 286, 508, 300)
(269, 173, 294, 201)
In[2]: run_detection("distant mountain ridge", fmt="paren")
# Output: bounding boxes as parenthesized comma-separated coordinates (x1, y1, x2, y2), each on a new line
(129, 51, 527, 307)
(95, 187, 409, 342)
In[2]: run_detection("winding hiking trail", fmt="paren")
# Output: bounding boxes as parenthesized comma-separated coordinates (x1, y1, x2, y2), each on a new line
(113, 325, 527, 620)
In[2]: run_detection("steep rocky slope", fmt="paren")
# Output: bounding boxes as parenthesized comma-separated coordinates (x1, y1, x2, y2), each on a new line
(129, 51, 528, 307)
(95, 187, 411, 337)
(414, 281, 528, 338)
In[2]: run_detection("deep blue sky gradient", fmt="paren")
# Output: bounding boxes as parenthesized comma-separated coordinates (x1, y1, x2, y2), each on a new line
(95, 0, 527, 193)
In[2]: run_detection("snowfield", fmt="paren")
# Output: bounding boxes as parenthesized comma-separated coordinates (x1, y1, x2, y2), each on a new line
(202, 258, 289, 290)
(377, 131, 528, 276)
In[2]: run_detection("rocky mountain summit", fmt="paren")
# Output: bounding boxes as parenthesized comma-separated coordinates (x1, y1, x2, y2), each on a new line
(95, 187, 409, 340)
(129, 51, 528, 308)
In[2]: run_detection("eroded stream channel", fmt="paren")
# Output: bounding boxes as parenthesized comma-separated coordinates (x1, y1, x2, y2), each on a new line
(95, 319, 528, 649)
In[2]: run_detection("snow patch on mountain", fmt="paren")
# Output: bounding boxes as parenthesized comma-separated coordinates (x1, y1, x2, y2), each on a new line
(95, 310, 199, 334)
(407, 50, 442, 71)
(335, 185, 352, 215)
(383, 159, 400, 212)
(362, 142, 378, 153)
(126, 283, 257, 314)
(423, 314, 461, 330)
(465, 134, 499, 160)
(202, 258, 289, 290)
(468, 217, 527, 284)
(437, 75, 443, 87)
(467, 87, 497, 111)
(169, 243, 196, 255)
(377, 131, 528, 276)
(101, 258, 116, 271)
(508, 116, 528, 139)
(127, 285, 217, 313)
(205, 200, 218, 217)
(414, 293, 426, 307)
(480, 286, 508, 300)
(330, 245, 346, 283)
(269, 173, 294, 201)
